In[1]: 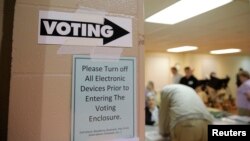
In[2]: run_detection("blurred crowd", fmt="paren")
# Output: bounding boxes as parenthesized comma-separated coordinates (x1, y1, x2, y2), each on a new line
(145, 66, 250, 126)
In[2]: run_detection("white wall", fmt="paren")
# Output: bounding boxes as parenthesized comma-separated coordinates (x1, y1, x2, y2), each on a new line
(145, 53, 169, 91)
(145, 53, 184, 91)
(145, 52, 250, 97)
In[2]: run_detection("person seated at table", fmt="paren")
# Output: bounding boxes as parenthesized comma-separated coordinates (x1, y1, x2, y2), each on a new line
(195, 81, 209, 106)
(145, 92, 159, 126)
(159, 84, 213, 141)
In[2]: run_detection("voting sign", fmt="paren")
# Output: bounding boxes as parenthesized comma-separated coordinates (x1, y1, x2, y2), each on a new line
(72, 55, 136, 141)
(38, 11, 132, 47)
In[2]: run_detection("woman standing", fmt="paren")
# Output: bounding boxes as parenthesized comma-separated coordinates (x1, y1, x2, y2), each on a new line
(237, 71, 250, 116)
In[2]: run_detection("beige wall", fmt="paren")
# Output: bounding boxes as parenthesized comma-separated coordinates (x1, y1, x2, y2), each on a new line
(145, 52, 250, 97)
(145, 52, 184, 91)
(8, 0, 144, 141)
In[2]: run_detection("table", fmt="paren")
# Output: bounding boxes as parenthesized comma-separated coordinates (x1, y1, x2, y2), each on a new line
(145, 125, 169, 141)
(145, 108, 249, 141)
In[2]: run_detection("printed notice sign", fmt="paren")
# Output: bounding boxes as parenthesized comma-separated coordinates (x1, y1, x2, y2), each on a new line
(72, 55, 136, 141)
(38, 11, 132, 47)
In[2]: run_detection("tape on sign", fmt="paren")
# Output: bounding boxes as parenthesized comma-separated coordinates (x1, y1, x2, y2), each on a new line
(90, 47, 123, 61)
(57, 45, 93, 54)
(111, 137, 139, 141)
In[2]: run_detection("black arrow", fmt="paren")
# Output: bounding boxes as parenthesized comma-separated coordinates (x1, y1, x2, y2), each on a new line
(40, 18, 130, 45)
(103, 18, 130, 45)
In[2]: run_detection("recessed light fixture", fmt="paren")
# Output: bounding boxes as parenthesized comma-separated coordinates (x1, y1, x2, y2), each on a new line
(167, 46, 198, 53)
(145, 0, 233, 25)
(210, 48, 241, 54)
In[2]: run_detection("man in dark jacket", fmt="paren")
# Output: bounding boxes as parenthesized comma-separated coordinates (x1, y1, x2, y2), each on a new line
(180, 66, 198, 89)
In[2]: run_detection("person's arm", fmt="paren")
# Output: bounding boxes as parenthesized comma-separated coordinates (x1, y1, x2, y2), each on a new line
(159, 91, 170, 137)
(193, 76, 198, 89)
(246, 91, 250, 101)
(244, 86, 250, 101)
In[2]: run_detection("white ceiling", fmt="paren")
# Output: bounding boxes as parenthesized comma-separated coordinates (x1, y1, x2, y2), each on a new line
(144, 0, 250, 55)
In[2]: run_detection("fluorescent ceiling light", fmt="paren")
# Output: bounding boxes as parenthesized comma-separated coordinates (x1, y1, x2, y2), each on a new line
(167, 46, 198, 53)
(145, 0, 233, 24)
(210, 48, 241, 54)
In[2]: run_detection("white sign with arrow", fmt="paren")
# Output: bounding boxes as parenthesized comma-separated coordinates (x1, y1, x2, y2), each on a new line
(38, 11, 132, 47)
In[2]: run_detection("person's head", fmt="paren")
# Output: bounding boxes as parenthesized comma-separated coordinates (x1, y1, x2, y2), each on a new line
(184, 66, 193, 78)
(171, 67, 178, 75)
(146, 93, 156, 109)
(210, 72, 216, 78)
(146, 81, 155, 91)
(238, 71, 250, 83)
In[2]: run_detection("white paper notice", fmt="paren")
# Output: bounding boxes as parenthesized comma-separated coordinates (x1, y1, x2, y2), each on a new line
(38, 11, 132, 47)
(71, 55, 136, 141)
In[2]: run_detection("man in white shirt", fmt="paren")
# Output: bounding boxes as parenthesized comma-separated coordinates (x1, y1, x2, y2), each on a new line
(159, 84, 213, 141)
(171, 67, 182, 84)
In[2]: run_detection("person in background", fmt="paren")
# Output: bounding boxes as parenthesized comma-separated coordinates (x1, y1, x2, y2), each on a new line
(202, 72, 230, 110)
(159, 84, 213, 141)
(145, 92, 159, 126)
(236, 71, 250, 116)
(170, 67, 182, 84)
(196, 85, 208, 106)
(180, 66, 198, 89)
(145, 81, 156, 95)
(208, 72, 230, 91)
(145, 81, 158, 105)
(236, 68, 244, 87)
